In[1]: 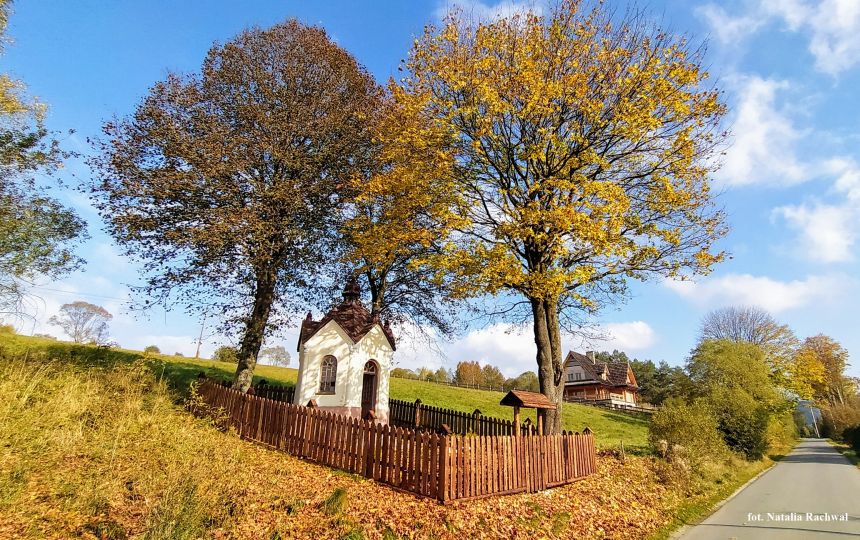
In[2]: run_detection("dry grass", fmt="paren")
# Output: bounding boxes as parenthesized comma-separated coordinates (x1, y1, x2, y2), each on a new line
(0, 351, 252, 539)
(0, 335, 775, 539)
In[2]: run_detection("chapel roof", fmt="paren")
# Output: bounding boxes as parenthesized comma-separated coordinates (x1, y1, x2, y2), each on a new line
(298, 278, 397, 352)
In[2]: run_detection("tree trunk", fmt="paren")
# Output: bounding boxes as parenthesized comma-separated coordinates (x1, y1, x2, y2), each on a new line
(531, 296, 565, 434)
(365, 269, 385, 317)
(233, 265, 278, 392)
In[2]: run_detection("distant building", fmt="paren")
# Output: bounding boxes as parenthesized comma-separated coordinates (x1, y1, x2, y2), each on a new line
(563, 351, 639, 406)
(294, 279, 395, 423)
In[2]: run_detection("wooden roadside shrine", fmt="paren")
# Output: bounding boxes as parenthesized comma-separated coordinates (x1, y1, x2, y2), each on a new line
(500, 389, 557, 435)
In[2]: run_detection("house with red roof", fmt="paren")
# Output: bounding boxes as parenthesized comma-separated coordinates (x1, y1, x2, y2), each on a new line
(563, 351, 640, 406)
(294, 278, 396, 422)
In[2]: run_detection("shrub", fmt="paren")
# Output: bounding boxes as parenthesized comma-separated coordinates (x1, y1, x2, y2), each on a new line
(767, 412, 798, 453)
(649, 398, 726, 461)
(820, 401, 860, 441)
(212, 346, 238, 364)
(144, 345, 161, 354)
(710, 387, 770, 460)
(0, 324, 15, 334)
(843, 425, 860, 452)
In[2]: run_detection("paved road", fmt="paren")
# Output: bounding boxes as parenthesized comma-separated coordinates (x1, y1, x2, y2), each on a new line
(678, 439, 860, 539)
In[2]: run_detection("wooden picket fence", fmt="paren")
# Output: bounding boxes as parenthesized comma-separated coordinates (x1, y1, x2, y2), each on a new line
(195, 379, 596, 502)
(251, 382, 295, 403)
(389, 398, 539, 436)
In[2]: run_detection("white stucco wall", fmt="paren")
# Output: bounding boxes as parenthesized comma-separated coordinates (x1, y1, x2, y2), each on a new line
(294, 320, 392, 422)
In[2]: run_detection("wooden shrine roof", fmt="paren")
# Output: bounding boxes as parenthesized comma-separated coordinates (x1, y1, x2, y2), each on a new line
(500, 390, 557, 410)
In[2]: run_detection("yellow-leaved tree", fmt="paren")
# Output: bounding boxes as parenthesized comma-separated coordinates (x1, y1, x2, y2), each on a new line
(341, 87, 463, 336)
(400, 1, 729, 433)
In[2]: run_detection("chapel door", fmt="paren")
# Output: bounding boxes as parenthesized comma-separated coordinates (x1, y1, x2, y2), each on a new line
(361, 360, 378, 419)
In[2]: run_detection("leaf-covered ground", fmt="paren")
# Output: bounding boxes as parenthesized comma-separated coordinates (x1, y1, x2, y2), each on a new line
(0, 334, 769, 539)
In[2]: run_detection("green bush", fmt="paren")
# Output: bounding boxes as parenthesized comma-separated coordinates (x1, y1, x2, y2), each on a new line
(649, 398, 726, 460)
(0, 324, 15, 335)
(144, 345, 161, 354)
(212, 346, 238, 364)
(710, 387, 770, 460)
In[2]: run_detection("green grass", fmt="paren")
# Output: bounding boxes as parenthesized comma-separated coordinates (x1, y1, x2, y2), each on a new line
(0, 333, 649, 450)
(828, 440, 860, 468)
(389, 377, 650, 450)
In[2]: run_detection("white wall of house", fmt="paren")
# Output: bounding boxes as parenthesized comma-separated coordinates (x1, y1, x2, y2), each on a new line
(294, 320, 392, 422)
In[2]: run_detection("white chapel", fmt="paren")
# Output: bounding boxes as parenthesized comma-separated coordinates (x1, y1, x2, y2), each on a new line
(293, 279, 395, 423)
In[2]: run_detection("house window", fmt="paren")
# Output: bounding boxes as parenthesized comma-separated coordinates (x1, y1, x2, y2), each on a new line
(575, 373, 582, 381)
(567, 372, 574, 382)
(319, 355, 337, 394)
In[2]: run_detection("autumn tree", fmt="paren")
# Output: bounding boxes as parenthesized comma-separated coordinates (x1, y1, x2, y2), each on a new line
(454, 361, 483, 386)
(260, 345, 290, 367)
(701, 304, 797, 360)
(433, 366, 453, 383)
(801, 335, 853, 406)
(90, 20, 380, 391)
(504, 371, 540, 392)
(341, 90, 461, 336)
(404, 1, 728, 432)
(481, 364, 506, 389)
(0, 0, 84, 314)
(48, 301, 112, 344)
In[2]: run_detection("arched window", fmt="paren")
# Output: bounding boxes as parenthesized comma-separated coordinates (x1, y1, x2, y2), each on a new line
(319, 355, 337, 394)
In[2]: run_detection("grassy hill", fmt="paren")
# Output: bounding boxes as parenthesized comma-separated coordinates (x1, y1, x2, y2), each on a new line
(0, 333, 649, 451)
(2, 331, 784, 540)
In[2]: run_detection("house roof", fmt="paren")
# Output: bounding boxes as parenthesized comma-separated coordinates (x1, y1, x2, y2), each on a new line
(564, 351, 638, 389)
(500, 390, 558, 410)
(297, 279, 396, 352)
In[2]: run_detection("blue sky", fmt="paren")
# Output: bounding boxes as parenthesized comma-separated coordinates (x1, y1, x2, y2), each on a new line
(5, 0, 860, 377)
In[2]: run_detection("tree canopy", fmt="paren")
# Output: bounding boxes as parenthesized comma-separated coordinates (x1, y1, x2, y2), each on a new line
(48, 301, 112, 344)
(400, 0, 728, 432)
(90, 19, 382, 391)
(0, 0, 85, 315)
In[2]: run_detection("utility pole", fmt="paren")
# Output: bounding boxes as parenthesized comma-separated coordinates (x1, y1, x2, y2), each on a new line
(194, 313, 207, 359)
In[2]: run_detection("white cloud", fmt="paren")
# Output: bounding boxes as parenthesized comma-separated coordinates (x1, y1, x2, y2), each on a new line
(700, 0, 860, 75)
(664, 273, 848, 314)
(435, 0, 542, 21)
(717, 76, 808, 186)
(766, 0, 860, 75)
(773, 158, 860, 262)
(697, 4, 764, 44)
(587, 321, 658, 353)
(453, 324, 540, 376)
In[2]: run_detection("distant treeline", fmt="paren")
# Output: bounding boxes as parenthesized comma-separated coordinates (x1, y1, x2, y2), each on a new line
(391, 360, 539, 392)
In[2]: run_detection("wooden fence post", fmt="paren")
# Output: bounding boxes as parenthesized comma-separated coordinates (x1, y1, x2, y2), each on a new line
(472, 409, 481, 435)
(439, 435, 449, 503)
(513, 406, 520, 437)
(414, 398, 422, 428)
